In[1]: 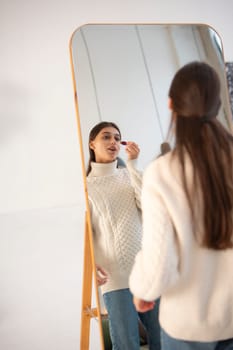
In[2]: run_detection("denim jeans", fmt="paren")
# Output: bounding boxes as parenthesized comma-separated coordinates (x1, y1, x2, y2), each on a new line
(103, 288, 160, 350)
(161, 328, 233, 350)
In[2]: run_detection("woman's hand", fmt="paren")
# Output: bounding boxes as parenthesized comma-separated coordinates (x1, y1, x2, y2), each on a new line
(125, 141, 140, 160)
(96, 265, 109, 286)
(133, 296, 155, 312)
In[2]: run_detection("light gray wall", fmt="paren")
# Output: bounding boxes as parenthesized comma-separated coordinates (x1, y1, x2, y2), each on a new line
(0, 0, 233, 349)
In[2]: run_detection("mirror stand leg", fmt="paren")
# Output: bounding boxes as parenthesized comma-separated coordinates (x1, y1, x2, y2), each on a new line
(80, 213, 105, 350)
(80, 216, 93, 349)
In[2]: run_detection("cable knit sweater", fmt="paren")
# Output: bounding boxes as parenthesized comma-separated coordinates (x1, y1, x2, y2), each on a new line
(87, 159, 142, 294)
(129, 151, 233, 342)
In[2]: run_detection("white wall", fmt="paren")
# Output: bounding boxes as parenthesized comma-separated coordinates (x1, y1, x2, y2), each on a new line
(0, 0, 233, 349)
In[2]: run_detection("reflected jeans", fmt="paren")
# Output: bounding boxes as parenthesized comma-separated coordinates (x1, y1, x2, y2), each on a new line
(161, 328, 233, 350)
(103, 288, 160, 350)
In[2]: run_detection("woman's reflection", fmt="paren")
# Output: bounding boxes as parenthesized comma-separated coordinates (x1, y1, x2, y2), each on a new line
(86, 121, 160, 349)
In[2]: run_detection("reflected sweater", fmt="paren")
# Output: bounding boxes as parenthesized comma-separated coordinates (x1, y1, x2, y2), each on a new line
(87, 159, 142, 294)
(129, 152, 233, 342)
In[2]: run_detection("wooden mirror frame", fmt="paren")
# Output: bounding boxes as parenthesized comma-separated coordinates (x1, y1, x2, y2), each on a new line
(69, 23, 233, 350)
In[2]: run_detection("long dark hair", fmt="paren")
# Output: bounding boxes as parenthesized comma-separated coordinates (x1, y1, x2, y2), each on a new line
(86, 121, 121, 176)
(169, 61, 233, 249)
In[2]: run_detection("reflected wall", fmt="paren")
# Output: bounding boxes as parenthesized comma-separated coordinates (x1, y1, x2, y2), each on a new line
(70, 24, 231, 171)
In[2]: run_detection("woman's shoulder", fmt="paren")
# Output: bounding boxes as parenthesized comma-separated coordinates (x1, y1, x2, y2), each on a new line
(144, 152, 173, 175)
(143, 152, 183, 189)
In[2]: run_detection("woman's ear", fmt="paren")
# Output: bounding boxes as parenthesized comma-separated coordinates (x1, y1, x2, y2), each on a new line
(89, 141, 95, 150)
(168, 97, 173, 111)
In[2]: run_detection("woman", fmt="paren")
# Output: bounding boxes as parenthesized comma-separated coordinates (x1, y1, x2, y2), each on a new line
(86, 121, 161, 349)
(129, 61, 233, 350)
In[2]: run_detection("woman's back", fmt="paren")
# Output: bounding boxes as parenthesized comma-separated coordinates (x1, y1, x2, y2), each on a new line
(140, 151, 233, 341)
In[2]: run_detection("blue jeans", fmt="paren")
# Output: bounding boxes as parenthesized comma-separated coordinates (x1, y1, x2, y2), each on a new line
(161, 328, 233, 350)
(103, 288, 160, 350)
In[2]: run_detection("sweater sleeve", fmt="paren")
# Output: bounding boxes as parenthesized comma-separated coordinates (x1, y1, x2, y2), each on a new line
(129, 162, 180, 301)
(126, 159, 142, 209)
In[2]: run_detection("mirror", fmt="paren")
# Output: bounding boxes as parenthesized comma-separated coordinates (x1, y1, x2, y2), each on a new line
(70, 24, 232, 349)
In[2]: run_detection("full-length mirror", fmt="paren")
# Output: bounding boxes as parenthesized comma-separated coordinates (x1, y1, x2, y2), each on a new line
(70, 24, 232, 349)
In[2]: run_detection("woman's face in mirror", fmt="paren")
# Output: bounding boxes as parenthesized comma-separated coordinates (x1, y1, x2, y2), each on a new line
(89, 126, 121, 163)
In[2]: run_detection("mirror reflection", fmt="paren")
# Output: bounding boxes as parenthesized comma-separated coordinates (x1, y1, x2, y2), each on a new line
(70, 24, 232, 349)
(71, 24, 231, 171)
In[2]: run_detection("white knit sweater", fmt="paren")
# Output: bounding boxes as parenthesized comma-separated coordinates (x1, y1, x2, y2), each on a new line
(129, 152, 233, 342)
(87, 159, 142, 294)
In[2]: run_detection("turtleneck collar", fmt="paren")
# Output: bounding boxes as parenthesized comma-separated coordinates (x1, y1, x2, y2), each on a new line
(88, 159, 118, 177)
